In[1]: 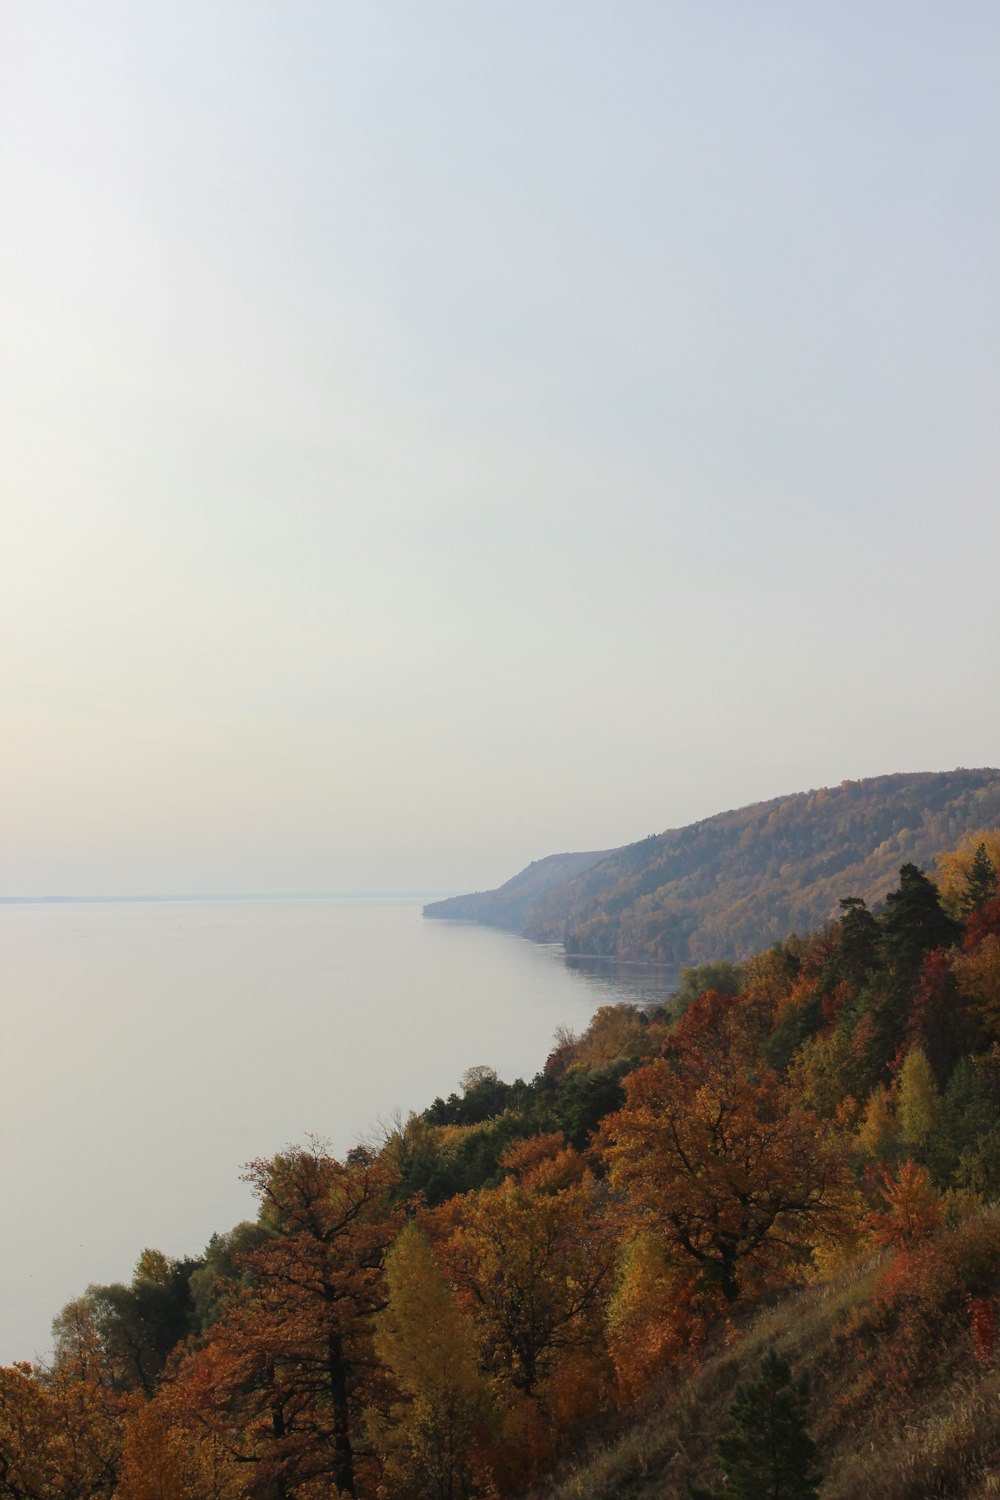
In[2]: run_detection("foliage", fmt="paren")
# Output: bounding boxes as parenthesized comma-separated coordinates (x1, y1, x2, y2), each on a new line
(429, 771, 1000, 962)
(51, 1252, 201, 1398)
(688, 1347, 821, 1500)
(28, 827, 1000, 1499)
(935, 828, 1000, 916)
(896, 1046, 941, 1150)
(670, 961, 744, 1021)
(951, 929, 1000, 1045)
(605, 1235, 706, 1404)
(604, 991, 850, 1302)
(0, 1357, 128, 1499)
(856, 1084, 898, 1160)
(878, 863, 960, 981)
(438, 1159, 616, 1397)
(373, 1224, 490, 1500)
(865, 1161, 942, 1250)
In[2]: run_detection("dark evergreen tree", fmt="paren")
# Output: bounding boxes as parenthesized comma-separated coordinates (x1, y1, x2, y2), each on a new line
(927, 1059, 996, 1186)
(846, 866, 963, 1081)
(963, 842, 998, 915)
(879, 864, 960, 978)
(833, 895, 880, 990)
(688, 1347, 821, 1500)
(763, 989, 824, 1075)
(553, 1060, 629, 1147)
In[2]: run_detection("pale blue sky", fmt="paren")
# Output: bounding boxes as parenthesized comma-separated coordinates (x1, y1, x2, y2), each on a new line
(2, 2, 999, 894)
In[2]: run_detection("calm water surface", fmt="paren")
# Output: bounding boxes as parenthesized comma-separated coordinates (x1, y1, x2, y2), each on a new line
(0, 897, 675, 1362)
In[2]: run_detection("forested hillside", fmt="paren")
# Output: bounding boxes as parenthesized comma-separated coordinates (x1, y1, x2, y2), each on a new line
(426, 768, 1000, 962)
(423, 847, 615, 931)
(3, 826, 999, 1496)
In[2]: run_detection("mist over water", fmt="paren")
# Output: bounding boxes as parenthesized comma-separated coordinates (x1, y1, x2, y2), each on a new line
(0, 896, 675, 1362)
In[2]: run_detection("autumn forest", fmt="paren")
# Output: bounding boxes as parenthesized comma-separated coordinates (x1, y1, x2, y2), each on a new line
(3, 828, 1000, 1498)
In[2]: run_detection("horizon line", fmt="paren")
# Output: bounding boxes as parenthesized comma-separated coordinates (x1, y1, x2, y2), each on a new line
(0, 891, 457, 905)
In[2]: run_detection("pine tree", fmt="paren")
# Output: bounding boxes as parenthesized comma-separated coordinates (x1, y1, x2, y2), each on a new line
(835, 895, 880, 989)
(963, 842, 998, 915)
(880, 864, 959, 978)
(688, 1347, 821, 1500)
(856, 866, 961, 1080)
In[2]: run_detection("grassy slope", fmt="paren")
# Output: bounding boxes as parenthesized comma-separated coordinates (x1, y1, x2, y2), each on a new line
(533, 1224, 1000, 1500)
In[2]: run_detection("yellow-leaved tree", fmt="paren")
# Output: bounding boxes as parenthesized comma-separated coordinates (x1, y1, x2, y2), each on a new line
(897, 1045, 941, 1149)
(935, 830, 1000, 916)
(605, 1234, 706, 1404)
(952, 933, 1000, 1044)
(373, 1223, 490, 1500)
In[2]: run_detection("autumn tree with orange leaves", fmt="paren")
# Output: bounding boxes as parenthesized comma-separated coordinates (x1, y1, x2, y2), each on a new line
(0, 1357, 127, 1500)
(439, 1142, 615, 1399)
(604, 991, 850, 1303)
(160, 1142, 400, 1499)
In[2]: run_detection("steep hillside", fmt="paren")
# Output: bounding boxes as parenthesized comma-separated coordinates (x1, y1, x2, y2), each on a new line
(425, 769, 1000, 962)
(533, 1224, 1000, 1500)
(9, 835, 1000, 1497)
(424, 847, 616, 930)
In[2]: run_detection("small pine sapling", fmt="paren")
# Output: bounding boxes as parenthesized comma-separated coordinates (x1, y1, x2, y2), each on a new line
(687, 1346, 821, 1500)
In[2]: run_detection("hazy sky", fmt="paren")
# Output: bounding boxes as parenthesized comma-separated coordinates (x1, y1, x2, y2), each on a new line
(3, 3, 999, 896)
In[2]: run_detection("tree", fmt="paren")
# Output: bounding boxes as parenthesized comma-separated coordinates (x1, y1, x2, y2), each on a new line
(834, 896, 880, 989)
(605, 1235, 704, 1403)
(560, 1005, 649, 1071)
(906, 948, 976, 1084)
(187, 1222, 271, 1333)
(373, 1224, 489, 1500)
(49, 1248, 202, 1403)
(848, 867, 961, 1085)
(928, 1059, 997, 1186)
(0, 1358, 126, 1499)
(440, 1164, 615, 1396)
(688, 1347, 821, 1500)
(116, 1392, 251, 1500)
(552, 1063, 629, 1149)
(879, 865, 959, 978)
(866, 1160, 942, 1249)
(935, 829, 1000, 917)
(951, 933, 1000, 1045)
(115, 1403, 184, 1500)
(963, 842, 998, 914)
(605, 992, 849, 1303)
(856, 1084, 898, 1160)
(896, 1046, 941, 1151)
(670, 962, 744, 1021)
(170, 1143, 400, 1498)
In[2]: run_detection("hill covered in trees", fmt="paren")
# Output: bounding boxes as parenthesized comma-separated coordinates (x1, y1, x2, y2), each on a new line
(425, 768, 1000, 962)
(3, 823, 999, 1496)
(425, 847, 615, 932)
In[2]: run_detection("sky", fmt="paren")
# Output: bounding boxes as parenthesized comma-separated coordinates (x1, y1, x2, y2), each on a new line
(2, 2, 999, 897)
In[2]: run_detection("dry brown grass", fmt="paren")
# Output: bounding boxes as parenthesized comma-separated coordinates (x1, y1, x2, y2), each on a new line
(532, 1224, 1000, 1500)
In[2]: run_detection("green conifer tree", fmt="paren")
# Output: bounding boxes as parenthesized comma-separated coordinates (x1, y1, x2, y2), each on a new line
(963, 842, 998, 915)
(688, 1348, 821, 1500)
(855, 866, 961, 1082)
(835, 895, 880, 989)
(879, 864, 959, 978)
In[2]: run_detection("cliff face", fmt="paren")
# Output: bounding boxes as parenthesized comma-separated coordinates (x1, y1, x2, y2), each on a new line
(425, 768, 1000, 962)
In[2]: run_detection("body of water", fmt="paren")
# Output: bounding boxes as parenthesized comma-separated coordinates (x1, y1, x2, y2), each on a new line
(0, 896, 676, 1363)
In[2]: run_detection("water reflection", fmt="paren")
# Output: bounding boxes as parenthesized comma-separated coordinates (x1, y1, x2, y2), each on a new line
(561, 952, 681, 1011)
